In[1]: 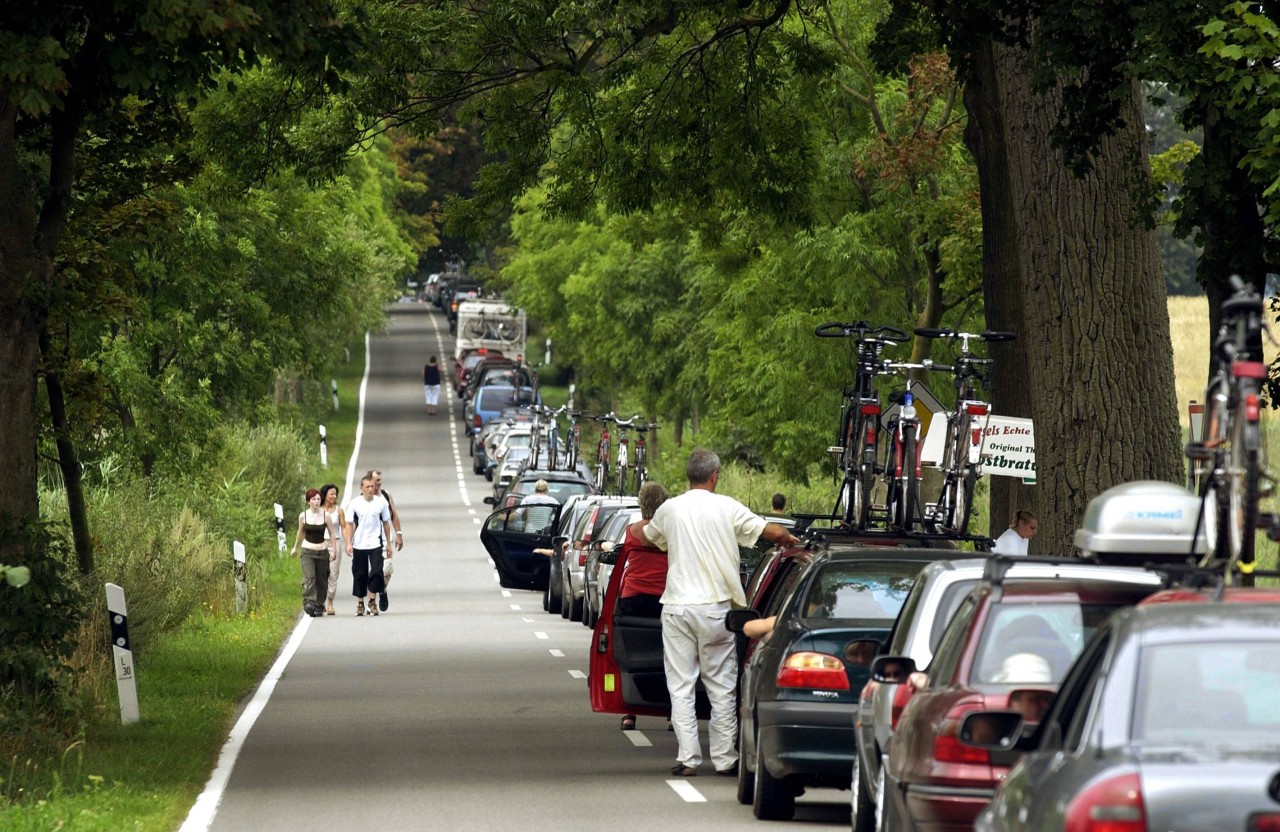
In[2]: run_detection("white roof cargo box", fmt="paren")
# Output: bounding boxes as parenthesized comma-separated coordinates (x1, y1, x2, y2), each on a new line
(1073, 480, 1207, 565)
(455, 299, 527, 359)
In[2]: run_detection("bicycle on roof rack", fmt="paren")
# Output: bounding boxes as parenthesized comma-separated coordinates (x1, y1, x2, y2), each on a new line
(878, 359, 944, 533)
(1186, 275, 1275, 583)
(815, 320, 911, 529)
(914, 328, 1016, 536)
(632, 421, 658, 494)
(593, 413, 616, 494)
(612, 414, 639, 496)
(566, 409, 588, 473)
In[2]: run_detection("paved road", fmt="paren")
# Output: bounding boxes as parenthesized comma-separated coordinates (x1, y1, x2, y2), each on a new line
(200, 305, 849, 831)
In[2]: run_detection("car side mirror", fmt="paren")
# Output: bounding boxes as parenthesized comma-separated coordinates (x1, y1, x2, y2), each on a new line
(483, 496, 496, 505)
(724, 609, 761, 633)
(958, 711, 1026, 750)
(870, 655, 917, 684)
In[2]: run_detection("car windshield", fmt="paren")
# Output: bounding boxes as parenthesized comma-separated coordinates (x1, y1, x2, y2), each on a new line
(973, 603, 1118, 685)
(513, 479, 590, 503)
(504, 433, 532, 450)
(800, 561, 920, 623)
(1132, 641, 1280, 745)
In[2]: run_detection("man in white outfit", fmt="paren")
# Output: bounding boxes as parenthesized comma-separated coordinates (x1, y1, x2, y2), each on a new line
(644, 449, 799, 776)
(991, 509, 1038, 556)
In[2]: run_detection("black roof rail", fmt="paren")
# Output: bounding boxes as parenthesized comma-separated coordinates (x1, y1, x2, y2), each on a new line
(787, 513, 995, 550)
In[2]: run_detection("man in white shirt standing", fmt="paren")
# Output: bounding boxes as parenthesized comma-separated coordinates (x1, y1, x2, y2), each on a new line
(991, 509, 1038, 556)
(644, 449, 799, 777)
(345, 473, 394, 616)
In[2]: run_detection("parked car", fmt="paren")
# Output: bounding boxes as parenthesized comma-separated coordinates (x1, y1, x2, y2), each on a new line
(491, 447, 532, 503)
(489, 468, 594, 510)
(478, 501, 562, 590)
(454, 349, 496, 395)
(463, 385, 537, 451)
(582, 507, 639, 628)
(544, 495, 598, 615)
(559, 496, 637, 622)
(966, 596, 1280, 832)
(459, 357, 533, 414)
(852, 556, 1164, 832)
(877, 563, 1163, 832)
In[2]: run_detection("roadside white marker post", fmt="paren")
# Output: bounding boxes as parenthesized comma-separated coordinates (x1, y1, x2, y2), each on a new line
(331, 379, 339, 411)
(544, 338, 552, 366)
(233, 541, 247, 615)
(319, 424, 328, 468)
(105, 583, 140, 725)
(274, 503, 286, 553)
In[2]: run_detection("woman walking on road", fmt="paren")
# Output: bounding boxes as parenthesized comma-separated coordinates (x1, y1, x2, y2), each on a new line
(618, 481, 670, 731)
(291, 488, 341, 618)
(320, 483, 344, 615)
(423, 355, 442, 415)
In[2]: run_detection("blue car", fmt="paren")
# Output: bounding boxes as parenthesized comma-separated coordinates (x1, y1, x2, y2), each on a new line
(464, 385, 538, 443)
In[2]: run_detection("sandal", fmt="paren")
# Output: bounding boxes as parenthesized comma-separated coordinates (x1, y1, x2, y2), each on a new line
(368, 596, 379, 616)
(620, 716, 636, 731)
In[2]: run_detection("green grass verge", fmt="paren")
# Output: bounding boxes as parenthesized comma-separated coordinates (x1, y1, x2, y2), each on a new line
(0, 339, 366, 830)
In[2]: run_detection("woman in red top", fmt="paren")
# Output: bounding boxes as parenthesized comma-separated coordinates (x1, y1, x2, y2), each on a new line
(618, 481, 669, 730)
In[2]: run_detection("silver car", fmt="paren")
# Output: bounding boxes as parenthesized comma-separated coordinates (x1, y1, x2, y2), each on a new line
(970, 598, 1280, 832)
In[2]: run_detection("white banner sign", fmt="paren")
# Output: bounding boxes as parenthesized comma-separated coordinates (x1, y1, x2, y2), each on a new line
(981, 416, 1036, 481)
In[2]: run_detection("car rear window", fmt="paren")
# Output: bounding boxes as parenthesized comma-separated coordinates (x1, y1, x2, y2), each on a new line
(972, 602, 1121, 685)
(801, 561, 921, 623)
(478, 387, 532, 411)
(514, 479, 591, 504)
(1132, 641, 1280, 744)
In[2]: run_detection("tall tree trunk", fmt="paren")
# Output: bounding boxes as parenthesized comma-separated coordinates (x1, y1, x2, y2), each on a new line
(40, 331, 94, 574)
(0, 101, 44, 561)
(964, 39, 1183, 552)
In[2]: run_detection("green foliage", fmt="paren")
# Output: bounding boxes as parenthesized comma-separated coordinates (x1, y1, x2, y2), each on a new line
(0, 523, 82, 697)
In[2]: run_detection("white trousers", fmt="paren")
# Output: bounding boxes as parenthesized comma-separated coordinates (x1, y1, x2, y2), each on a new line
(325, 545, 343, 603)
(662, 602, 738, 771)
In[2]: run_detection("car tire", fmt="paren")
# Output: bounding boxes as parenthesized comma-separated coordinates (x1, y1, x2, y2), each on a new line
(752, 730, 796, 821)
(561, 571, 573, 620)
(547, 561, 564, 615)
(542, 583, 551, 612)
(736, 724, 755, 805)
(852, 752, 875, 832)
(567, 588, 584, 622)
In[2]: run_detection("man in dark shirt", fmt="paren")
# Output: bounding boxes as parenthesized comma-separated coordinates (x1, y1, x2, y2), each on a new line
(423, 355, 442, 415)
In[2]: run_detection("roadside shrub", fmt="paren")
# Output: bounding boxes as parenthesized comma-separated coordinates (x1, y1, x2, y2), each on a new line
(0, 521, 82, 696)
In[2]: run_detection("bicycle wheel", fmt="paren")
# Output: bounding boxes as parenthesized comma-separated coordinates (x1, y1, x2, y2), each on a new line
(463, 319, 485, 338)
(837, 409, 859, 526)
(953, 470, 976, 537)
(616, 464, 628, 496)
(884, 431, 903, 529)
(496, 320, 520, 343)
(633, 465, 645, 494)
(1226, 413, 1260, 581)
(595, 460, 608, 493)
(902, 423, 919, 532)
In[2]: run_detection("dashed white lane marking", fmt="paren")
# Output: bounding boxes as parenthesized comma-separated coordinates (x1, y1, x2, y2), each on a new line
(468, 509, 476, 515)
(472, 518, 481, 525)
(624, 732, 653, 748)
(666, 781, 706, 803)
(535, 632, 549, 640)
(548, 649, 564, 657)
(568, 670, 586, 680)
(510, 604, 522, 611)
(522, 617, 534, 622)
(492, 572, 499, 582)
(501, 590, 511, 597)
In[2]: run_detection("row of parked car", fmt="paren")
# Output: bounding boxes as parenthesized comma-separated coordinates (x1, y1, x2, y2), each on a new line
(479, 462, 1280, 831)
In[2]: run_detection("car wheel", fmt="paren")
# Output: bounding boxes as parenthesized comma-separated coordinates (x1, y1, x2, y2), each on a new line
(735, 723, 755, 805)
(567, 585, 584, 622)
(852, 752, 875, 832)
(561, 570, 573, 620)
(752, 730, 796, 820)
(542, 583, 551, 612)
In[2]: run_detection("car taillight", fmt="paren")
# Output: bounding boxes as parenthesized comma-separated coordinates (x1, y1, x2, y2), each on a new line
(1064, 772, 1146, 832)
(933, 704, 990, 765)
(776, 652, 851, 691)
(1253, 815, 1280, 832)
(890, 682, 913, 729)
(578, 551, 587, 567)
(474, 414, 482, 428)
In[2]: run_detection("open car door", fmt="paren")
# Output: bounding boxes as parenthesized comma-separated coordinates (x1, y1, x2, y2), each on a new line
(479, 503, 560, 590)
(589, 548, 708, 718)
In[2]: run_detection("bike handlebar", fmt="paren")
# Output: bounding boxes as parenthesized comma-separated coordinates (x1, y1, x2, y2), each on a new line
(914, 327, 1017, 343)
(815, 321, 910, 342)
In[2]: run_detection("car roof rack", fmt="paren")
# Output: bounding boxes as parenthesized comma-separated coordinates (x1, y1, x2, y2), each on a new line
(982, 554, 1103, 600)
(790, 513, 994, 550)
(1143, 562, 1280, 599)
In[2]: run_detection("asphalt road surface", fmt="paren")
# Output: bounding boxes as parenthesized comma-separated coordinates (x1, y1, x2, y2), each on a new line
(197, 305, 849, 831)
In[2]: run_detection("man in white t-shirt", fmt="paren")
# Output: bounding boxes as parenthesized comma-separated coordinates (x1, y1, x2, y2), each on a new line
(344, 473, 393, 616)
(991, 509, 1038, 556)
(644, 449, 799, 777)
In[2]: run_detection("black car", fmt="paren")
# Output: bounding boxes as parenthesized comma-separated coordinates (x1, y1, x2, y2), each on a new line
(730, 547, 958, 821)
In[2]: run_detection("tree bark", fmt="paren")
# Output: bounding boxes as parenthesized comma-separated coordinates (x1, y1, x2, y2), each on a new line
(963, 39, 1183, 552)
(0, 100, 44, 561)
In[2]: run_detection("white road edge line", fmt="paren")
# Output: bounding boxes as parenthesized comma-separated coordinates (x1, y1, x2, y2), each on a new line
(666, 781, 706, 803)
(625, 731, 653, 748)
(179, 331, 373, 832)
